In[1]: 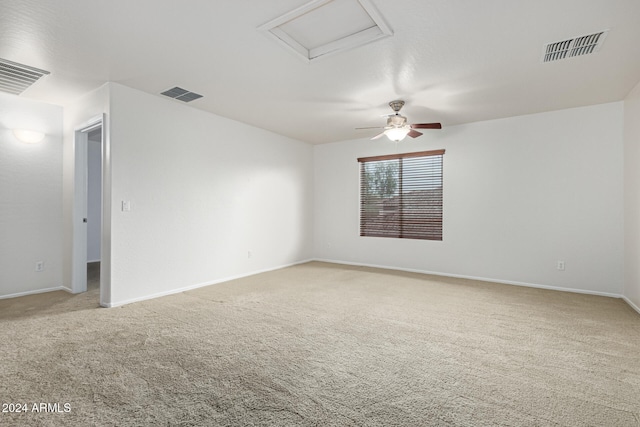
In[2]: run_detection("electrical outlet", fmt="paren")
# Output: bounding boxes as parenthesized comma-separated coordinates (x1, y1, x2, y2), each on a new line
(557, 260, 565, 271)
(248, 251, 252, 259)
(122, 200, 131, 212)
(35, 261, 45, 272)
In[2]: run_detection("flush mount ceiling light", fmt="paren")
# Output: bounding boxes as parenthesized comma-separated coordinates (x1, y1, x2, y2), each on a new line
(258, 0, 392, 63)
(13, 129, 45, 143)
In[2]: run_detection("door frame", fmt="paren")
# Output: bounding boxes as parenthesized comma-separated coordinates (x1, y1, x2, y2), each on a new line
(72, 114, 110, 306)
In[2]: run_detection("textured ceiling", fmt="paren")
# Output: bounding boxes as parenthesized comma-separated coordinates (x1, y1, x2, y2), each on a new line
(1, 0, 639, 144)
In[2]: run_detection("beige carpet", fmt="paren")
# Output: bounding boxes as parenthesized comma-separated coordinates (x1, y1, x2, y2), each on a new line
(1, 261, 639, 426)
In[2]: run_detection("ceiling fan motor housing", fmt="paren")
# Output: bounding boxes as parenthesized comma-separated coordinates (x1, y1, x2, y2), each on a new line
(387, 115, 407, 127)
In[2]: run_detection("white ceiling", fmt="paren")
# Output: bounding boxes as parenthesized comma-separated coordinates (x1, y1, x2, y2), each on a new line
(1, 0, 639, 144)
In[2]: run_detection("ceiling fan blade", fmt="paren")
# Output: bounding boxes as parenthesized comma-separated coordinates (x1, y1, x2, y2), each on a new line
(371, 132, 386, 140)
(356, 126, 384, 130)
(407, 129, 423, 138)
(411, 122, 442, 129)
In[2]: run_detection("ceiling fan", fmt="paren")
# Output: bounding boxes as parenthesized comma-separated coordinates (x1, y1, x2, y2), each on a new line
(357, 100, 441, 142)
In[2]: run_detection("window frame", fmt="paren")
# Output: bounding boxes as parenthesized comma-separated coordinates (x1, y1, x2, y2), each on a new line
(357, 149, 445, 241)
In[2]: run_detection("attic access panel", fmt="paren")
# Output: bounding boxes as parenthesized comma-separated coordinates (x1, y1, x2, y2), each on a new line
(258, 0, 392, 62)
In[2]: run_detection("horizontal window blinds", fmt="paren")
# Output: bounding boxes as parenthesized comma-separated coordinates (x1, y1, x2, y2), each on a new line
(358, 149, 444, 240)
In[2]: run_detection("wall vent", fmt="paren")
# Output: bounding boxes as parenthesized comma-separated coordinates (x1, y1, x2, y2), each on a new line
(543, 30, 608, 62)
(0, 58, 50, 95)
(160, 87, 203, 102)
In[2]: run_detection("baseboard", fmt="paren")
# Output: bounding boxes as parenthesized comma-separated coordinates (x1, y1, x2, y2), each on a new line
(622, 296, 640, 315)
(0, 286, 68, 300)
(4, 260, 636, 315)
(312, 258, 622, 299)
(104, 258, 314, 308)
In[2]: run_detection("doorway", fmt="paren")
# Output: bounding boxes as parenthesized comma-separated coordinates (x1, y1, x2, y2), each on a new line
(72, 116, 107, 303)
(86, 127, 102, 293)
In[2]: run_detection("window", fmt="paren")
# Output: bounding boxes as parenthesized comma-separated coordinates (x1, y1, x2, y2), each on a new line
(358, 149, 444, 240)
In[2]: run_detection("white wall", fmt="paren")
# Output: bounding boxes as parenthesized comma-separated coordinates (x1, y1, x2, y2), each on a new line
(314, 102, 624, 296)
(107, 83, 313, 306)
(624, 81, 640, 311)
(87, 134, 102, 262)
(0, 93, 63, 298)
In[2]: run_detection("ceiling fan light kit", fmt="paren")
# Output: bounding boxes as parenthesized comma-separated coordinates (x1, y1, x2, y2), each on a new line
(357, 100, 442, 142)
(384, 126, 410, 141)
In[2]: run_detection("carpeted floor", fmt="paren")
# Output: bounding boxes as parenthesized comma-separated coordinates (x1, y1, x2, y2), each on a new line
(1, 261, 639, 426)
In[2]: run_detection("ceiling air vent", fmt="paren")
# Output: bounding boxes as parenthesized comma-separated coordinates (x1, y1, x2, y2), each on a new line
(543, 30, 608, 62)
(0, 58, 50, 95)
(160, 87, 203, 102)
